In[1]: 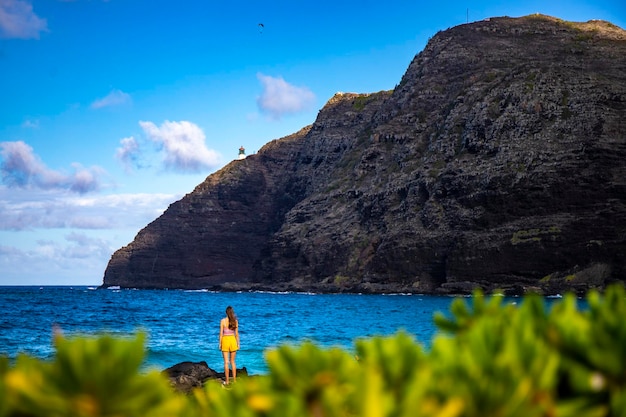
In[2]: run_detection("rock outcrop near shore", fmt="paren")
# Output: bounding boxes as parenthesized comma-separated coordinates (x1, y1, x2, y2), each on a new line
(163, 361, 248, 393)
(103, 15, 626, 295)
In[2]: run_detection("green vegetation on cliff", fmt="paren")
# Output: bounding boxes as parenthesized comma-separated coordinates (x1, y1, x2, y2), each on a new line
(3, 284, 626, 416)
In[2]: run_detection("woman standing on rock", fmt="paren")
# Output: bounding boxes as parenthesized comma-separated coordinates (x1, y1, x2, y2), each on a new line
(219, 306, 240, 384)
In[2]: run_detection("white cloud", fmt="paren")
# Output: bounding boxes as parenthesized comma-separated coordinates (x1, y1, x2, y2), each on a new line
(29, 232, 113, 261)
(0, 231, 117, 285)
(63, 232, 113, 259)
(69, 163, 103, 193)
(0, 188, 181, 284)
(256, 73, 315, 119)
(115, 136, 141, 172)
(0, 141, 104, 193)
(139, 120, 221, 173)
(91, 89, 132, 109)
(0, 0, 48, 39)
(0, 188, 178, 231)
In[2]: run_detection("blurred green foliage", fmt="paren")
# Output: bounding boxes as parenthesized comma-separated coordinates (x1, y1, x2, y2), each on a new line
(2, 284, 626, 416)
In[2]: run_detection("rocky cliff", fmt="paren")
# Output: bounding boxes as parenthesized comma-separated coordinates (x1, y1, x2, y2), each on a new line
(103, 15, 626, 294)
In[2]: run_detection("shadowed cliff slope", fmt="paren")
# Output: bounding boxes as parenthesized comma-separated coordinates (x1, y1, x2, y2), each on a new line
(103, 15, 626, 294)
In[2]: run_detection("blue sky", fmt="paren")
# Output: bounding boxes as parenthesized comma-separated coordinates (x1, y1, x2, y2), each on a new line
(1, 0, 624, 286)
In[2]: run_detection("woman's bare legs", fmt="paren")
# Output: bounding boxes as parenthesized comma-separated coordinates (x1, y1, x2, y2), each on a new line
(222, 351, 230, 384)
(222, 351, 237, 384)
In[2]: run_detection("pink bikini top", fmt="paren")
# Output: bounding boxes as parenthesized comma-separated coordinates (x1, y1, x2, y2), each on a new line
(223, 326, 236, 336)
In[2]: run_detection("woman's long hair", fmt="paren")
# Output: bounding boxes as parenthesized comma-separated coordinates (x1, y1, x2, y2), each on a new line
(226, 306, 237, 330)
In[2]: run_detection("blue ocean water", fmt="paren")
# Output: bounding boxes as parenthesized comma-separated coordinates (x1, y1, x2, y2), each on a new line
(0, 286, 466, 374)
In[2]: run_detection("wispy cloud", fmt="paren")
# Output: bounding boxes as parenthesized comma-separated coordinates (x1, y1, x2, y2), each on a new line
(0, 0, 48, 39)
(138, 120, 221, 173)
(0, 232, 117, 285)
(21, 118, 39, 128)
(115, 136, 141, 172)
(91, 89, 132, 109)
(0, 141, 104, 193)
(0, 188, 181, 284)
(0, 188, 178, 231)
(63, 232, 113, 259)
(256, 73, 315, 119)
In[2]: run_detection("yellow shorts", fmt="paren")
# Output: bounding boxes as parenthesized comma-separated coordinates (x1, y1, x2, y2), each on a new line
(221, 335, 239, 352)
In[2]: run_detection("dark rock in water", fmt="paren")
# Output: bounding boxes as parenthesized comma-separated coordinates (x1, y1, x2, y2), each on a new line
(163, 361, 248, 393)
(163, 361, 217, 392)
(103, 15, 626, 295)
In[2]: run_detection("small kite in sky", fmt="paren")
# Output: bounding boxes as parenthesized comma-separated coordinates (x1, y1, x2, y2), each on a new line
(258, 23, 264, 34)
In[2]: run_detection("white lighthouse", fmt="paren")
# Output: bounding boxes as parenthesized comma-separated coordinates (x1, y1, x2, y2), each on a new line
(237, 145, 246, 160)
